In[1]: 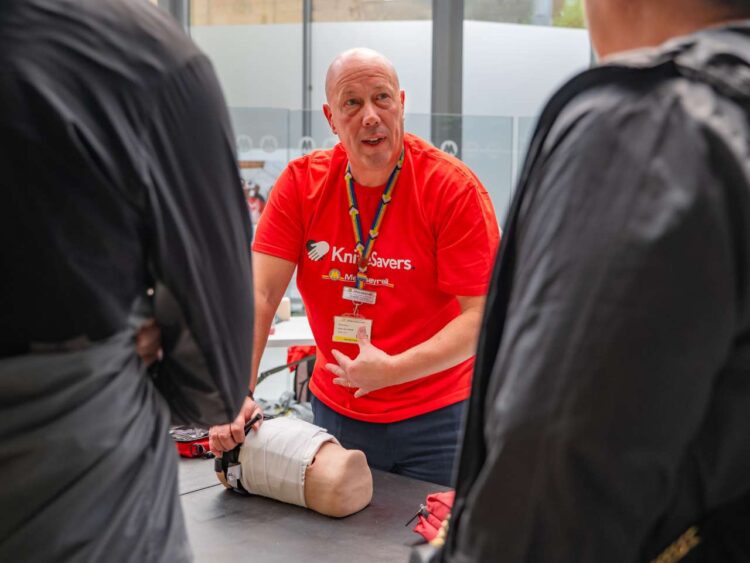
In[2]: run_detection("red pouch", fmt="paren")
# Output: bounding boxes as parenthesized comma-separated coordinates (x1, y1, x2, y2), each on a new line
(412, 490, 455, 543)
(174, 438, 210, 458)
(287, 345, 316, 371)
(170, 426, 213, 459)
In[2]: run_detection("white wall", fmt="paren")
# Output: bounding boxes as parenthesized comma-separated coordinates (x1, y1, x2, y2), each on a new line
(191, 23, 304, 109)
(191, 20, 591, 221)
(192, 21, 432, 112)
(192, 20, 589, 118)
(309, 21, 432, 115)
(463, 21, 590, 117)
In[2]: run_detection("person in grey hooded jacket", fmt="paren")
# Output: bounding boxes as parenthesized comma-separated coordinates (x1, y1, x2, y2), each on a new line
(0, 1, 252, 561)
(439, 0, 750, 561)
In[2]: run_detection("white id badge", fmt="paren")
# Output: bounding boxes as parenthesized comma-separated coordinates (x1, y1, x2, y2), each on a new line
(342, 286, 377, 305)
(332, 316, 373, 343)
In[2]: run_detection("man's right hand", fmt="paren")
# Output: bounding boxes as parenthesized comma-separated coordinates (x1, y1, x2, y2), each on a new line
(209, 395, 263, 454)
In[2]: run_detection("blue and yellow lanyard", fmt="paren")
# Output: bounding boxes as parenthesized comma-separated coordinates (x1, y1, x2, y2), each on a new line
(345, 149, 405, 290)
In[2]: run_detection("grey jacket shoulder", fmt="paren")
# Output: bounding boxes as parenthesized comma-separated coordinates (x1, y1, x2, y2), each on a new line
(546, 20, 750, 147)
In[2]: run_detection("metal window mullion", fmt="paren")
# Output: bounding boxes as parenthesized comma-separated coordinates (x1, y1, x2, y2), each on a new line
(302, 0, 313, 137)
(431, 0, 463, 158)
(158, 0, 189, 32)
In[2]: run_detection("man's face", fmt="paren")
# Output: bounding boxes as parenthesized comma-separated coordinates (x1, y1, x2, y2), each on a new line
(323, 56, 405, 181)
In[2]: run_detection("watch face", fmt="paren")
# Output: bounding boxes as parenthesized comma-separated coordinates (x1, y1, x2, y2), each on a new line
(169, 426, 210, 442)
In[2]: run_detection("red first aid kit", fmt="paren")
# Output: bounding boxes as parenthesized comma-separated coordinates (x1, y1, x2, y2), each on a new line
(169, 426, 212, 459)
(411, 490, 455, 543)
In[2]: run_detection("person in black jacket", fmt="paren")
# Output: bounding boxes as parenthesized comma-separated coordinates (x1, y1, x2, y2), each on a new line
(440, 1, 750, 561)
(0, 1, 252, 560)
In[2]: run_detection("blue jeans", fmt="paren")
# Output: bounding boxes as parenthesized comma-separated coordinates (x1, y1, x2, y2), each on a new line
(311, 395, 465, 486)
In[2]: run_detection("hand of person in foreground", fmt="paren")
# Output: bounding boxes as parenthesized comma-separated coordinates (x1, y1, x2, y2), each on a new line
(209, 395, 264, 454)
(135, 318, 161, 366)
(326, 327, 395, 398)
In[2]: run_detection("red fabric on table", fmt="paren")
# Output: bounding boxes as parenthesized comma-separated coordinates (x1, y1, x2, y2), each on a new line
(413, 491, 455, 542)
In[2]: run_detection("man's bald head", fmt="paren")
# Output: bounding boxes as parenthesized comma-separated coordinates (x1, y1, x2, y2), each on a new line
(321, 47, 406, 187)
(324, 48, 400, 104)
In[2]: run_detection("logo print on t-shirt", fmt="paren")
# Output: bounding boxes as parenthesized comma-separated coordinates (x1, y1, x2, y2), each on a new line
(306, 240, 330, 261)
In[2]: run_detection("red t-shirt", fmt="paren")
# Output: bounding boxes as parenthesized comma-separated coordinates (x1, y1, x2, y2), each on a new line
(253, 133, 500, 423)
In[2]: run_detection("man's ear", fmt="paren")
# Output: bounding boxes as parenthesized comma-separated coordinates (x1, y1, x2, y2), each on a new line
(400, 90, 405, 109)
(323, 104, 336, 134)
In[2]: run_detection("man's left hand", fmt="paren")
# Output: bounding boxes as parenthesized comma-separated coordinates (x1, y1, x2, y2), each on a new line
(136, 318, 161, 366)
(326, 327, 395, 398)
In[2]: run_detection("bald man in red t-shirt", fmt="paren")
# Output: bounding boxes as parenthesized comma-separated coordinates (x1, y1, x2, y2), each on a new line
(210, 48, 499, 486)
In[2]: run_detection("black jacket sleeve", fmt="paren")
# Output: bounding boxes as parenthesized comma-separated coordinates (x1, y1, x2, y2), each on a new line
(447, 90, 738, 562)
(143, 54, 253, 426)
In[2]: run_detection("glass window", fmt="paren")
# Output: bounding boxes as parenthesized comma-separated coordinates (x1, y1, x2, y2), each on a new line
(188, 0, 590, 222)
(465, 0, 535, 24)
(466, 0, 585, 28)
(462, 0, 590, 216)
(191, 0, 303, 25)
(189, 0, 304, 239)
(309, 0, 432, 115)
(312, 0, 430, 22)
(190, 0, 304, 110)
(553, 0, 585, 28)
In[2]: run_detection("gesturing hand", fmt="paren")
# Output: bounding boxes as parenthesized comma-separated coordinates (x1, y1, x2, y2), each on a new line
(326, 327, 395, 398)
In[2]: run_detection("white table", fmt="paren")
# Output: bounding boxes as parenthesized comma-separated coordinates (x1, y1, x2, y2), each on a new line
(266, 316, 315, 348)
